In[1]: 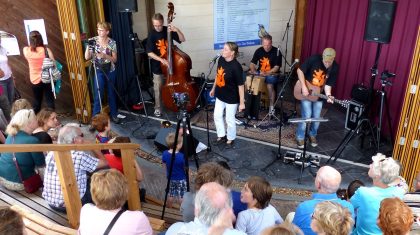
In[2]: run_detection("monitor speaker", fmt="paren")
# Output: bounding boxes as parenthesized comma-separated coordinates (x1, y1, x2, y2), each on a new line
(345, 100, 364, 130)
(118, 0, 138, 12)
(364, 0, 397, 44)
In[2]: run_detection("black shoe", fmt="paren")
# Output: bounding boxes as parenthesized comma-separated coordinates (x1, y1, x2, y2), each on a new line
(213, 136, 227, 146)
(111, 116, 120, 124)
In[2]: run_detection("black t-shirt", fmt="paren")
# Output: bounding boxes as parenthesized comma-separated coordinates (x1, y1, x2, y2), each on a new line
(215, 57, 244, 104)
(300, 55, 339, 87)
(251, 46, 282, 72)
(146, 26, 181, 74)
(32, 132, 53, 144)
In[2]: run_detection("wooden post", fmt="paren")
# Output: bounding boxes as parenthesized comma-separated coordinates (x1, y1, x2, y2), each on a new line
(53, 151, 82, 229)
(293, 0, 307, 61)
(121, 149, 141, 210)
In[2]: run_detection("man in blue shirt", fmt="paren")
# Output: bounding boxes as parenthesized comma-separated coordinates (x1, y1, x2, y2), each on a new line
(292, 166, 354, 235)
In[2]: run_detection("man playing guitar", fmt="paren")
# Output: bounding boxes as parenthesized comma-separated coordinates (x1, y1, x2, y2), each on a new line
(295, 48, 339, 148)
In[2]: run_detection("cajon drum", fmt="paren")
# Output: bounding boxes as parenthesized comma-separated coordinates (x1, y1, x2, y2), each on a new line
(245, 75, 269, 108)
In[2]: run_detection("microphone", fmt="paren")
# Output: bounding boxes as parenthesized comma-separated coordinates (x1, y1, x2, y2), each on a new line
(290, 59, 299, 68)
(210, 54, 221, 63)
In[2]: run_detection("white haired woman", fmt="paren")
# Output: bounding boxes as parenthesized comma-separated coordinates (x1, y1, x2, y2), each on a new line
(0, 109, 45, 191)
(350, 153, 405, 235)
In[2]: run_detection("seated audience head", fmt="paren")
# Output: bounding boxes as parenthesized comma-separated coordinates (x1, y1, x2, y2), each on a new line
(194, 182, 232, 226)
(261, 223, 303, 235)
(91, 113, 110, 132)
(6, 109, 37, 136)
(346, 179, 364, 200)
(194, 162, 234, 191)
(311, 201, 354, 235)
(241, 176, 272, 209)
(109, 136, 131, 157)
(166, 132, 183, 150)
(11, 99, 32, 117)
(90, 169, 128, 210)
(37, 108, 59, 129)
(414, 171, 420, 191)
(0, 206, 26, 235)
(369, 153, 400, 185)
(57, 123, 84, 144)
(315, 166, 342, 194)
(336, 188, 347, 200)
(378, 197, 413, 235)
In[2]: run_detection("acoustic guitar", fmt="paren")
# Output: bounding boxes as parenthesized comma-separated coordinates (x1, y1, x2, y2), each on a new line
(293, 80, 349, 108)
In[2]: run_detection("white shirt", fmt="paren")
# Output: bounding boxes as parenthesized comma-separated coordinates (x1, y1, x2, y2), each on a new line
(0, 47, 12, 81)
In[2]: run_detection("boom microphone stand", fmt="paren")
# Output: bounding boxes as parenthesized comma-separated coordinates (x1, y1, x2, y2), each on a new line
(281, 10, 293, 74)
(262, 62, 298, 171)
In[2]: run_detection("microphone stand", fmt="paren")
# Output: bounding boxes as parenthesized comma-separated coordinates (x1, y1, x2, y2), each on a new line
(281, 10, 293, 74)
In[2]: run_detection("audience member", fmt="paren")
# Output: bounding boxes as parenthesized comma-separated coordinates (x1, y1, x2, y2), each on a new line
(377, 197, 413, 235)
(0, 206, 26, 235)
(388, 159, 409, 194)
(403, 171, 420, 231)
(292, 166, 354, 235)
(32, 108, 59, 143)
(260, 223, 303, 235)
(162, 132, 186, 208)
(0, 35, 15, 106)
(0, 109, 44, 191)
(23, 30, 56, 113)
(310, 201, 354, 235)
(346, 179, 364, 200)
(91, 113, 111, 154)
(10, 98, 32, 117)
(336, 188, 347, 200)
(106, 136, 146, 202)
(350, 153, 405, 235)
(235, 176, 283, 235)
(42, 123, 108, 212)
(180, 161, 246, 222)
(167, 182, 246, 235)
(78, 169, 152, 235)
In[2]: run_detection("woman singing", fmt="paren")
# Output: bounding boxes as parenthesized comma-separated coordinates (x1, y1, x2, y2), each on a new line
(84, 22, 119, 123)
(210, 42, 245, 148)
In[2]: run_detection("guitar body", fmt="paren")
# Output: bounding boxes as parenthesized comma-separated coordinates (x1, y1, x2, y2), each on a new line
(293, 80, 322, 102)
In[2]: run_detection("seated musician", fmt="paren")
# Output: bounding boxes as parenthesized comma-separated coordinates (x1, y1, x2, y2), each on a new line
(249, 34, 282, 114)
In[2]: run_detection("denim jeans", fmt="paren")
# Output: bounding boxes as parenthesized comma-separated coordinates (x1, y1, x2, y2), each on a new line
(296, 100, 323, 140)
(0, 77, 14, 105)
(92, 69, 117, 118)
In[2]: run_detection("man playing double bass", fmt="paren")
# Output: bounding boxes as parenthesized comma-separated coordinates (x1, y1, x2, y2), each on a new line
(295, 48, 339, 149)
(249, 34, 282, 115)
(146, 13, 186, 117)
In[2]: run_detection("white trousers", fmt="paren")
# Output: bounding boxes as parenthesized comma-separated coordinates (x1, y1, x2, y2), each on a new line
(214, 98, 238, 141)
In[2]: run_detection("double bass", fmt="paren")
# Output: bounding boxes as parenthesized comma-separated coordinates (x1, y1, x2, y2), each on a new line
(161, 2, 198, 112)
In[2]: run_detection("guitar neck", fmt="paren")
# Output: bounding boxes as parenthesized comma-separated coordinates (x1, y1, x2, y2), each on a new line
(313, 93, 344, 106)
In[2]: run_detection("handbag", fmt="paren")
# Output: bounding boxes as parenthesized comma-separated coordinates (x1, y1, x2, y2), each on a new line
(41, 47, 61, 83)
(11, 137, 43, 193)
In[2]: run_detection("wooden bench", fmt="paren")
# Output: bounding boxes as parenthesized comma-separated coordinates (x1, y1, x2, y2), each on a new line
(141, 196, 183, 229)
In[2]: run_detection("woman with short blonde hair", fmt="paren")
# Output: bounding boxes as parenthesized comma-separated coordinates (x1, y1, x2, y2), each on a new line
(79, 169, 153, 235)
(310, 201, 353, 235)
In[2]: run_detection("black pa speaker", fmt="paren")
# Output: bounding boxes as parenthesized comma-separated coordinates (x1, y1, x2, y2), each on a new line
(118, 0, 138, 12)
(364, 0, 397, 44)
(154, 127, 199, 154)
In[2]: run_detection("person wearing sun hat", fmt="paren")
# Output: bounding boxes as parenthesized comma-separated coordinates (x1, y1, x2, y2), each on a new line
(295, 47, 339, 149)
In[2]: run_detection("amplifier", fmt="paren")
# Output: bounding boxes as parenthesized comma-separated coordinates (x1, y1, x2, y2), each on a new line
(351, 84, 369, 105)
(345, 100, 364, 130)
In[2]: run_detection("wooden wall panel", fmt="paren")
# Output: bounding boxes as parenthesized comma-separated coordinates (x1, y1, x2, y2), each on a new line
(0, 0, 73, 113)
(393, 26, 420, 191)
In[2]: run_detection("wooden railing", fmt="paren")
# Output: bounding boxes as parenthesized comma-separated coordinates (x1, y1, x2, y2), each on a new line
(0, 143, 140, 229)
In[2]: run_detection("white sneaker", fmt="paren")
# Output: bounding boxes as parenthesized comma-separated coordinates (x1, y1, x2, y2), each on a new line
(154, 110, 161, 117)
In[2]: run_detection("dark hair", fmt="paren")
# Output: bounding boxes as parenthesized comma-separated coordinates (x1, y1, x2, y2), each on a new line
(37, 108, 55, 127)
(112, 136, 131, 157)
(0, 207, 25, 235)
(91, 113, 109, 132)
(336, 188, 347, 200)
(246, 176, 272, 209)
(194, 162, 234, 190)
(29, 31, 44, 51)
(216, 160, 231, 170)
(347, 179, 365, 199)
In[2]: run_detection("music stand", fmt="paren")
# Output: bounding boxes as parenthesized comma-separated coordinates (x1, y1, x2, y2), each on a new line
(288, 117, 328, 184)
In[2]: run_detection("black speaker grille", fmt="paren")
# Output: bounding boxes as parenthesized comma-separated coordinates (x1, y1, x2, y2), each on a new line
(364, 0, 397, 44)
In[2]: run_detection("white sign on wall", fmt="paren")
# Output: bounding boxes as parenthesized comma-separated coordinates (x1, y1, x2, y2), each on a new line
(213, 0, 270, 49)
(24, 19, 48, 45)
